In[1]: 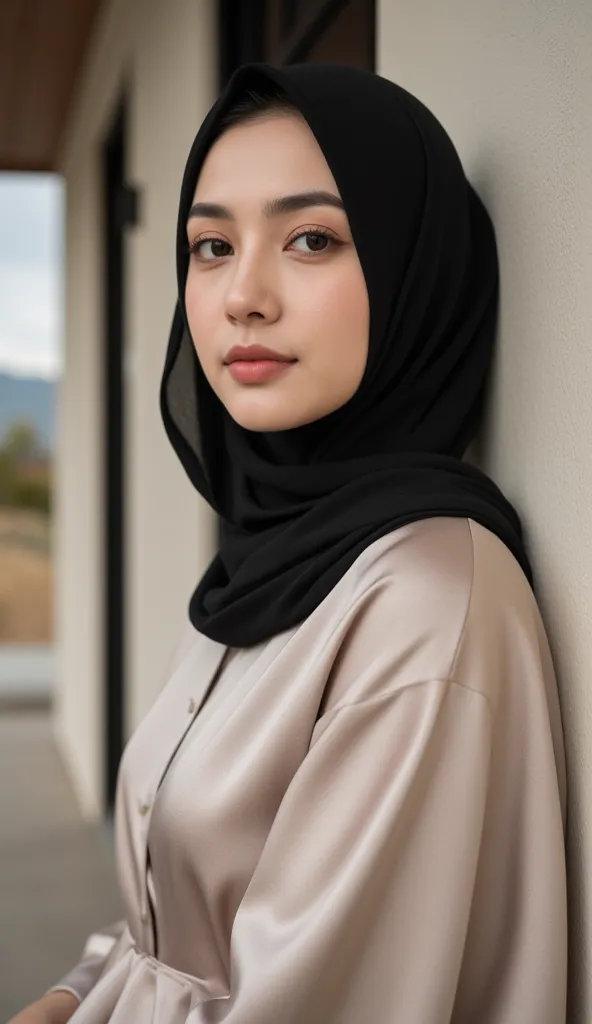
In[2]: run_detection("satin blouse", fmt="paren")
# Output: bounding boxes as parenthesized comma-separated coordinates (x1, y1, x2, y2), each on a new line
(47, 518, 567, 1023)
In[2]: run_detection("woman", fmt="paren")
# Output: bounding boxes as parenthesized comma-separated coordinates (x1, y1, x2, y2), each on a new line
(16, 62, 567, 1023)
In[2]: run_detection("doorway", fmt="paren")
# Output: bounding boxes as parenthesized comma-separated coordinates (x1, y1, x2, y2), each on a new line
(219, 0, 375, 81)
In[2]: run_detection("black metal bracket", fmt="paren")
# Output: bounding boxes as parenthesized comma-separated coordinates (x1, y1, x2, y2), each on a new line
(115, 183, 141, 230)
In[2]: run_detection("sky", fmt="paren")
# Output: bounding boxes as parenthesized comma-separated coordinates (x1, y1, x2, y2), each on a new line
(0, 172, 64, 380)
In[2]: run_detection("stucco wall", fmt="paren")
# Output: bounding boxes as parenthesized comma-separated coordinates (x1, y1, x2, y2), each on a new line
(55, 0, 218, 818)
(378, 1, 592, 1017)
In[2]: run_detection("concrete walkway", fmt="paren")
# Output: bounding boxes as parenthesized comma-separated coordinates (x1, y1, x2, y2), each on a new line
(0, 710, 122, 1020)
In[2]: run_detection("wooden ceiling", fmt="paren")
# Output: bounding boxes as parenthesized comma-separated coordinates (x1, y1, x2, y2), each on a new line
(0, 0, 102, 172)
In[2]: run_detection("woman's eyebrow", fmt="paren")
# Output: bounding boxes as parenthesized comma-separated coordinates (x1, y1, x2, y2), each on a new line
(263, 191, 344, 216)
(186, 190, 344, 223)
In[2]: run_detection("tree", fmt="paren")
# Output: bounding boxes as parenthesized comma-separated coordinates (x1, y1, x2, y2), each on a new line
(0, 420, 41, 464)
(0, 451, 17, 505)
(0, 420, 51, 513)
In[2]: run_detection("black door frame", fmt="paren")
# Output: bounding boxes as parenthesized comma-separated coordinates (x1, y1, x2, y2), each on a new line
(218, 0, 266, 85)
(102, 97, 127, 813)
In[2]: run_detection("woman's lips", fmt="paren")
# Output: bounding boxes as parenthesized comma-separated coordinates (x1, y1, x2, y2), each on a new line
(224, 345, 296, 385)
(227, 359, 296, 384)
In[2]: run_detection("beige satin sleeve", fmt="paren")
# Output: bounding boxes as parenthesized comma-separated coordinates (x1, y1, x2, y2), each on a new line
(193, 678, 493, 1024)
(44, 919, 128, 1004)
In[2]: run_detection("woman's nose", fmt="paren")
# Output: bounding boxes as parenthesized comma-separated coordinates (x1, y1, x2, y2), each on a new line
(224, 258, 281, 326)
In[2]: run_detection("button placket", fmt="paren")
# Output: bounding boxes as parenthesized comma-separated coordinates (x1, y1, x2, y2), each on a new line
(138, 794, 153, 928)
(136, 642, 228, 955)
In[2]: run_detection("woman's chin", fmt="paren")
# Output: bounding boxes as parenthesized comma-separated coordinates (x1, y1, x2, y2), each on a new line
(228, 407, 307, 432)
(223, 393, 318, 433)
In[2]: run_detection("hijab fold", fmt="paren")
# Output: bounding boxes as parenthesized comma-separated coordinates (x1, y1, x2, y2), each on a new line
(161, 62, 530, 647)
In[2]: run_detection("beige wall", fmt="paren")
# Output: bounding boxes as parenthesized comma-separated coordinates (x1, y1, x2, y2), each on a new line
(378, 1, 591, 1017)
(55, 0, 218, 818)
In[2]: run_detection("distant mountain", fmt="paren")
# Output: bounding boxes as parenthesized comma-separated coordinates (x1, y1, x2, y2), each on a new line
(0, 372, 56, 454)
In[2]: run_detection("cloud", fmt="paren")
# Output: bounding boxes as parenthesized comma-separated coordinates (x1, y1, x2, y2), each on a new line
(0, 263, 62, 378)
(0, 174, 64, 379)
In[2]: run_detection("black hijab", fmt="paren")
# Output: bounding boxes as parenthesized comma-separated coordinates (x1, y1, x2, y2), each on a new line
(161, 62, 531, 648)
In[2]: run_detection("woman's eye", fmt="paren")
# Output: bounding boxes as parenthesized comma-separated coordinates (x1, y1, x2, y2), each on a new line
(189, 231, 336, 260)
(192, 238, 233, 260)
(290, 232, 332, 254)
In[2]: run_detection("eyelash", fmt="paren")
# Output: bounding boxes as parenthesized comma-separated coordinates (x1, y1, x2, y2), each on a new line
(186, 226, 341, 262)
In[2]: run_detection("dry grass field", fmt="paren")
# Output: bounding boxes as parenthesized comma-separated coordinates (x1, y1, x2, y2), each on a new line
(0, 506, 53, 644)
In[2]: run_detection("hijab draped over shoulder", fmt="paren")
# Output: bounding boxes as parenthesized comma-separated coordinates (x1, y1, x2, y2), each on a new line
(161, 62, 530, 648)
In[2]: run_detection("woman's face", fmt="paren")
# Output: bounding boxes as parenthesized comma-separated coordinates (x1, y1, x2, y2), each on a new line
(185, 112, 370, 432)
